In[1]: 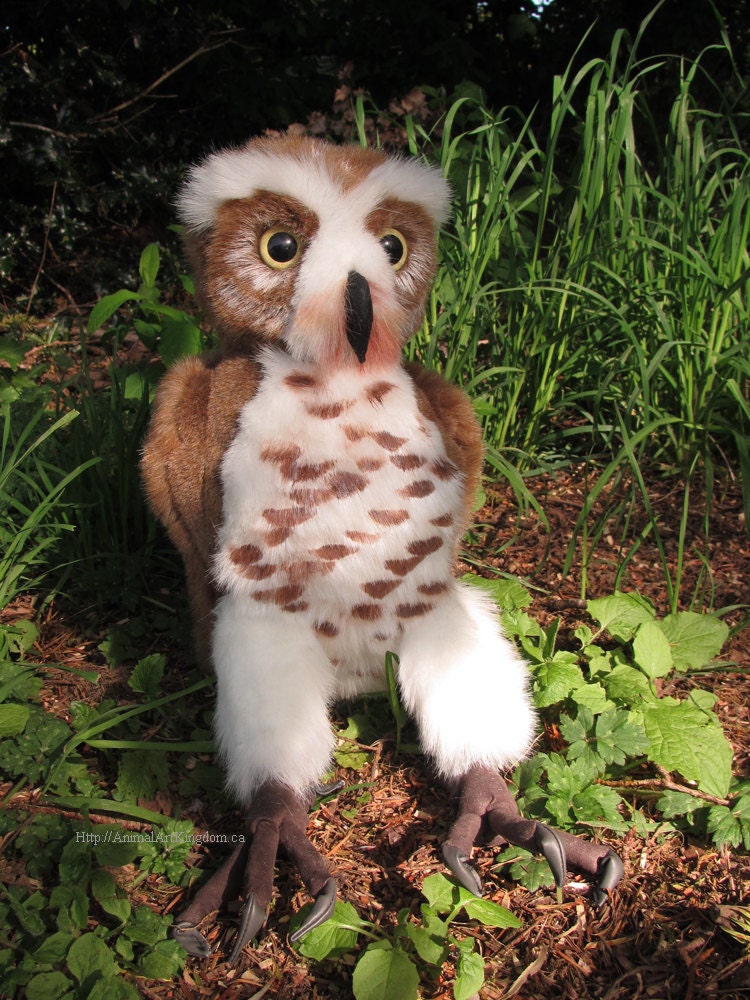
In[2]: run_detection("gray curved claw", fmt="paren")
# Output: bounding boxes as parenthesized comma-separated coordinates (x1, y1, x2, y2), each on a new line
(442, 843, 483, 897)
(534, 823, 567, 888)
(227, 896, 267, 965)
(290, 877, 337, 942)
(172, 921, 212, 959)
(590, 850, 625, 906)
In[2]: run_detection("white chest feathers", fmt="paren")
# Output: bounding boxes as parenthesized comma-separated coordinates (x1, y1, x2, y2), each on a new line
(214, 349, 466, 678)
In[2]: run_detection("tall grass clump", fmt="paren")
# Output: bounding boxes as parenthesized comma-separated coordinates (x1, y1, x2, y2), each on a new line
(404, 16, 749, 606)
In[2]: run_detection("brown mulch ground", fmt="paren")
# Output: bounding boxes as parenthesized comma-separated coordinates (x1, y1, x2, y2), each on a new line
(4, 459, 748, 1000)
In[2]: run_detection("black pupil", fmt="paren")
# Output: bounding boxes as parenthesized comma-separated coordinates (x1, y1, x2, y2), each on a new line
(380, 233, 404, 266)
(267, 231, 298, 262)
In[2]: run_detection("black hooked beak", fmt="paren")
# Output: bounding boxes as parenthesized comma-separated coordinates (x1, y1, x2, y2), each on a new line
(344, 271, 373, 364)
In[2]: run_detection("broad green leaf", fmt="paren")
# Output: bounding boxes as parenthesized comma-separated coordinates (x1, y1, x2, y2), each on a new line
(463, 574, 532, 611)
(137, 938, 185, 980)
(494, 846, 556, 891)
(32, 930, 74, 964)
(90, 869, 131, 923)
(593, 710, 649, 765)
(5, 886, 46, 936)
(0, 702, 30, 737)
(602, 665, 653, 705)
(24, 971, 72, 1000)
(532, 659, 585, 708)
(406, 908, 449, 964)
(460, 896, 521, 928)
(123, 906, 170, 947)
(659, 612, 729, 671)
(587, 593, 654, 642)
(293, 900, 363, 960)
(87, 289, 143, 334)
(158, 316, 203, 367)
(128, 654, 166, 699)
(66, 932, 117, 984)
(115, 748, 169, 801)
(352, 942, 419, 1000)
(707, 786, 750, 850)
(93, 825, 141, 868)
(87, 976, 141, 1000)
(633, 621, 673, 679)
(643, 701, 733, 799)
(138, 243, 161, 290)
(572, 681, 614, 714)
(455, 944, 485, 1000)
(59, 837, 92, 885)
(421, 873, 468, 913)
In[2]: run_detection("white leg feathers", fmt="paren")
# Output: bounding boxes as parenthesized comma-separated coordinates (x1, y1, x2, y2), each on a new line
(396, 583, 536, 781)
(212, 596, 336, 802)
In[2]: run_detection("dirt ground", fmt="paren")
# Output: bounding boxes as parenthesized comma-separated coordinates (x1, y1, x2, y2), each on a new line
(6, 454, 748, 1000)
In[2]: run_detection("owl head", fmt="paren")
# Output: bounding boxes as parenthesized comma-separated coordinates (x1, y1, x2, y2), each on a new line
(178, 135, 450, 370)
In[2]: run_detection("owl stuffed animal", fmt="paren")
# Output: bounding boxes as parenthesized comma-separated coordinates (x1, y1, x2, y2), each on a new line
(141, 134, 623, 962)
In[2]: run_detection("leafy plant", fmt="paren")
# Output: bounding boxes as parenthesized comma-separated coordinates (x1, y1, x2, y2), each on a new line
(290, 872, 519, 1000)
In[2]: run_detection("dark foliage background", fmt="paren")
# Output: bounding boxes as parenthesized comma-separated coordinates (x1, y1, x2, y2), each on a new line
(2, 0, 749, 306)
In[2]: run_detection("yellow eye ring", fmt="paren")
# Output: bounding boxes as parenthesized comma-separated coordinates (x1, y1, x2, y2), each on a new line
(259, 228, 302, 269)
(379, 229, 408, 271)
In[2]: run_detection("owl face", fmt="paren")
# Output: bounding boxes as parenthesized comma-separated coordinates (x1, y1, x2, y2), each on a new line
(178, 136, 450, 370)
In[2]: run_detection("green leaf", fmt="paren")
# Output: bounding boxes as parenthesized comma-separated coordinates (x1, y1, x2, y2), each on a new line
(494, 846, 556, 890)
(87, 289, 143, 334)
(632, 621, 673, 679)
(93, 825, 142, 868)
(123, 906, 170, 947)
(137, 938, 185, 980)
(90, 869, 131, 923)
(59, 837, 92, 885)
(707, 787, 750, 850)
(421, 872, 464, 913)
(643, 701, 733, 799)
(138, 243, 161, 291)
(66, 932, 117, 984)
(0, 703, 30, 737)
(587, 593, 654, 642)
(32, 930, 74, 964)
(24, 971, 73, 1000)
(571, 681, 614, 714)
(128, 654, 166, 699)
(532, 659, 585, 708)
(602, 664, 654, 705)
(292, 900, 363, 960)
(115, 748, 169, 801)
(405, 907, 449, 964)
(158, 316, 203, 366)
(593, 710, 649, 765)
(454, 944, 485, 1000)
(460, 896, 521, 928)
(352, 942, 420, 1000)
(659, 612, 729, 671)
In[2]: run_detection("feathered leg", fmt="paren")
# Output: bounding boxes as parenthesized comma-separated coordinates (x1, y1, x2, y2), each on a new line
(396, 582, 623, 903)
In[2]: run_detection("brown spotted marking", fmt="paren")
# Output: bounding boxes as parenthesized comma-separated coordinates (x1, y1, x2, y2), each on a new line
(390, 453, 426, 471)
(396, 601, 434, 618)
(398, 479, 436, 499)
(305, 400, 353, 420)
(352, 603, 382, 621)
(343, 424, 368, 442)
(260, 442, 302, 481)
(371, 431, 408, 452)
(384, 555, 423, 577)
(229, 544, 263, 567)
(284, 372, 319, 390)
(315, 620, 339, 638)
(346, 530, 381, 543)
(294, 459, 336, 482)
(328, 470, 368, 498)
(283, 601, 310, 613)
(289, 485, 334, 505)
(361, 579, 401, 599)
(431, 458, 461, 480)
(238, 562, 276, 581)
(357, 456, 385, 472)
(366, 381, 396, 405)
(418, 581, 449, 596)
(252, 584, 305, 605)
(407, 536, 443, 557)
(314, 543, 357, 560)
(262, 506, 312, 527)
(369, 508, 409, 526)
(287, 560, 335, 583)
(264, 526, 294, 546)
(431, 513, 454, 527)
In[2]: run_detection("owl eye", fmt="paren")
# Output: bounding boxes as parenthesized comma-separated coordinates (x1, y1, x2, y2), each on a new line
(259, 228, 301, 269)
(379, 229, 408, 271)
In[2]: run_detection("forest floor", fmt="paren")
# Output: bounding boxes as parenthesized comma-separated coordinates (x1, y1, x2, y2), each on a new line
(5, 455, 749, 1000)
